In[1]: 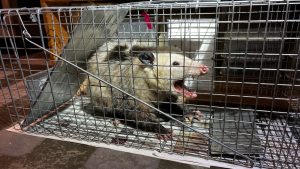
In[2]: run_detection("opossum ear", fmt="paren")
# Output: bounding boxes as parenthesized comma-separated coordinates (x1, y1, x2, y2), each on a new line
(138, 52, 154, 66)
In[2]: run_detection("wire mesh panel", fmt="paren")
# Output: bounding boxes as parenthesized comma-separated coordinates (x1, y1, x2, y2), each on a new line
(1, 0, 300, 168)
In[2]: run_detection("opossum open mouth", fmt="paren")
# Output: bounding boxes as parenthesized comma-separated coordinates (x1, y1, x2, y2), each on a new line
(173, 80, 197, 98)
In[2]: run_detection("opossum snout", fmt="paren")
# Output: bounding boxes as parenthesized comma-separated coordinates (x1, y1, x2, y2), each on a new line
(199, 65, 209, 75)
(185, 64, 208, 77)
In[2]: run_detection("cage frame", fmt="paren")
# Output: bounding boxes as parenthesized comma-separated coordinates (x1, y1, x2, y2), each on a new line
(0, 0, 300, 168)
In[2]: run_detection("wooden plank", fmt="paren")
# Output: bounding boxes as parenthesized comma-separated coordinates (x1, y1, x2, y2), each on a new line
(187, 81, 289, 111)
(40, 0, 70, 65)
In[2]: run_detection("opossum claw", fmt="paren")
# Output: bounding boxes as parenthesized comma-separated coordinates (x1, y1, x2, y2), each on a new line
(77, 79, 89, 96)
(111, 119, 121, 126)
(194, 110, 204, 118)
(156, 133, 173, 142)
(156, 128, 174, 142)
(184, 110, 203, 123)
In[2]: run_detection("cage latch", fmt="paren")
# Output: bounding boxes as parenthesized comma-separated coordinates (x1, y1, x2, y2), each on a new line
(16, 9, 32, 38)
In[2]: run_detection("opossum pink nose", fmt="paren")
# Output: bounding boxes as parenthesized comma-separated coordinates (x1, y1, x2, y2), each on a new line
(199, 65, 209, 74)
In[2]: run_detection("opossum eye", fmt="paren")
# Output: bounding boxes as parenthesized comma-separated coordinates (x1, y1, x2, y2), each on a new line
(172, 61, 180, 66)
(138, 52, 154, 66)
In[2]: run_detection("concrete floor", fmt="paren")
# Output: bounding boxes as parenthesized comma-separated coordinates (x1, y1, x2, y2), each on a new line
(0, 130, 206, 169)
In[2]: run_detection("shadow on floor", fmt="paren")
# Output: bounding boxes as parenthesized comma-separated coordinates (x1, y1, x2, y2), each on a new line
(0, 130, 206, 169)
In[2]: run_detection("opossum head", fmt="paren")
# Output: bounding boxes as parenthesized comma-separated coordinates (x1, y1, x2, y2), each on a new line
(136, 49, 208, 99)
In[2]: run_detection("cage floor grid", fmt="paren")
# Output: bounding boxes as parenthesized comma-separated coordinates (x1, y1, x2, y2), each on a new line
(26, 96, 211, 157)
(21, 97, 300, 168)
(256, 117, 300, 169)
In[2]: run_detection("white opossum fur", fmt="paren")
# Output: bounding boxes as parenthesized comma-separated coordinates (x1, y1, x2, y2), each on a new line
(83, 40, 208, 140)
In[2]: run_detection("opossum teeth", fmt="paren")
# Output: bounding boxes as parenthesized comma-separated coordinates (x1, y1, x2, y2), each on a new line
(173, 79, 197, 98)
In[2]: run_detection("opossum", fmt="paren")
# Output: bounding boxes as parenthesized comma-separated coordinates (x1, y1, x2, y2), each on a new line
(81, 40, 208, 141)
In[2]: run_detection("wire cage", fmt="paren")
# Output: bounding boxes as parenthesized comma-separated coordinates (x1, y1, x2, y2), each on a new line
(1, 0, 300, 168)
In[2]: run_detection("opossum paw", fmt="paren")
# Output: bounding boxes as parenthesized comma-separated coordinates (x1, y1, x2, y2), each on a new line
(76, 89, 83, 96)
(111, 119, 121, 126)
(77, 79, 89, 96)
(193, 110, 204, 119)
(184, 110, 203, 123)
(76, 86, 87, 96)
(156, 128, 174, 142)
